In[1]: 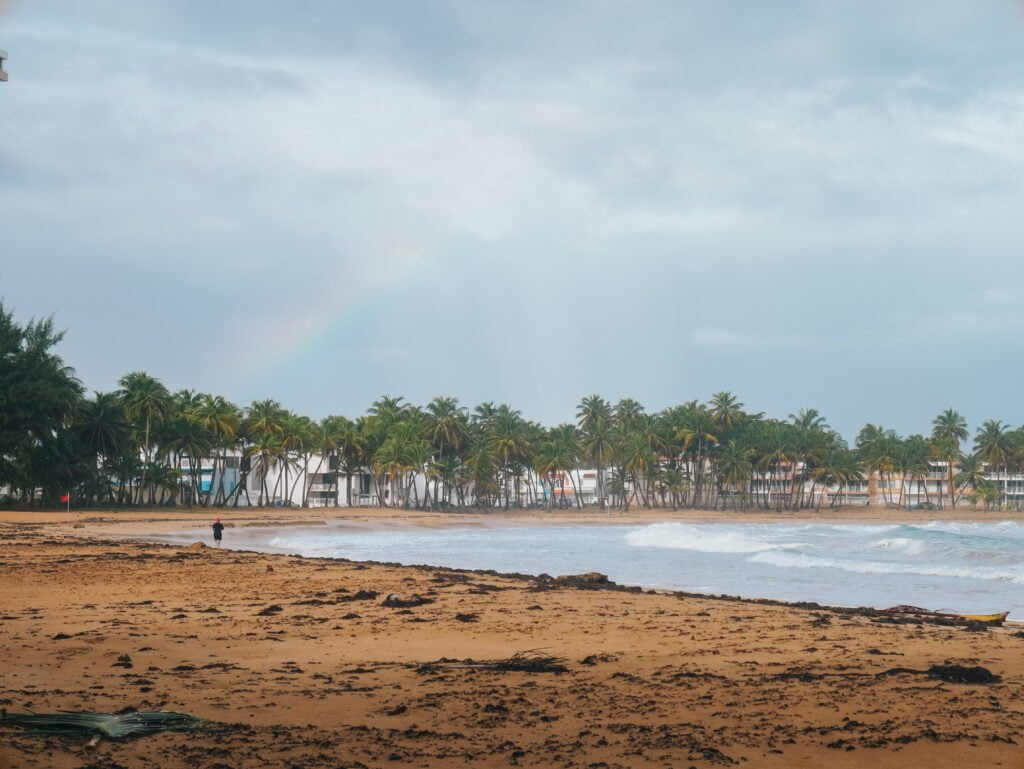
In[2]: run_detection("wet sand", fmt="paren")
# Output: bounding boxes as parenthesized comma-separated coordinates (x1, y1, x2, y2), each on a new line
(2, 509, 1023, 768)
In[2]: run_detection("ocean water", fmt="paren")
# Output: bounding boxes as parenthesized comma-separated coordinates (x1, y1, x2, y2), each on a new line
(241, 521, 1024, 617)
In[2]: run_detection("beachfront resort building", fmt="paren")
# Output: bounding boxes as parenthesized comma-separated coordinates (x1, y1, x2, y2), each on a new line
(38, 450, 1019, 510)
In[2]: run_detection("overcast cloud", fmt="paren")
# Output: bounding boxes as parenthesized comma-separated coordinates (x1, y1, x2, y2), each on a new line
(3, 1, 1024, 439)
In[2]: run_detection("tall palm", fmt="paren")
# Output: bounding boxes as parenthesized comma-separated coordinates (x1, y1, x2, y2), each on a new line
(466, 437, 499, 506)
(76, 391, 129, 503)
(857, 424, 898, 507)
(932, 409, 968, 508)
(369, 395, 408, 433)
(662, 466, 690, 511)
(547, 423, 584, 507)
(425, 397, 468, 453)
(716, 440, 754, 511)
(192, 394, 240, 506)
(246, 399, 287, 436)
(576, 395, 612, 434)
(754, 423, 793, 510)
(162, 414, 213, 506)
(677, 405, 719, 507)
(78, 391, 129, 461)
(709, 391, 745, 432)
(117, 372, 170, 504)
(613, 398, 646, 432)
(581, 415, 615, 507)
(490, 405, 530, 508)
(953, 453, 985, 508)
(246, 430, 285, 506)
(789, 408, 829, 432)
(620, 433, 654, 511)
(928, 435, 962, 509)
(974, 420, 1012, 508)
(332, 416, 367, 506)
(898, 435, 933, 508)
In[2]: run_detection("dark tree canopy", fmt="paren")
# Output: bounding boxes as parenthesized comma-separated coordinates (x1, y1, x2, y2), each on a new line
(0, 302, 83, 502)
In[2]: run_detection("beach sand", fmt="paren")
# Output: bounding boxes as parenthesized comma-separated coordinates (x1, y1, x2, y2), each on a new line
(2, 508, 1023, 768)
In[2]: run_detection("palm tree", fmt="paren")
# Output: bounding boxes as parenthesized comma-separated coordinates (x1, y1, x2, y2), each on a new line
(490, 405, 530, 508)
(331, 416, 366, 506)
(789, 408, 829, 432)
(466, 437, 499, 506)
(117, 372, 170, 504)
(76, 391, 129, 504)
(620, 433, 654, 510)
(162, 413, 213, 506)
(813, 448, 864, 509)
(928, 435, 961, 509)
(709, 391, 745, 432)
(246, 430, 285, 506)
(282, 414, 315, 506)
(676, 404, 719, 507)
(754, 423, 792, 510)
(246, 399, 287, 436)
(580, 415, 615, 507)
(715, 440, 753, 511)
(577, 395, 612, 434)
(974, 420, 1012, 509)
(931, 409, 968, 508)
(192, 395, 241, 506)
(662, 466, 690, 511)
(369, 395, 408, 431)
(857, 424, 899, 507)
(545, 424, 584, 507)
(953, 453, 985, 508)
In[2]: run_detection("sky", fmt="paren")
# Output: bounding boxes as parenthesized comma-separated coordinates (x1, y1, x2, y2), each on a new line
(3, 1, 1024, 440)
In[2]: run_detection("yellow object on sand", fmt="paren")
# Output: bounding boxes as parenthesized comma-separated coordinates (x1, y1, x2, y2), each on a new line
(956, 612, 1009, 623)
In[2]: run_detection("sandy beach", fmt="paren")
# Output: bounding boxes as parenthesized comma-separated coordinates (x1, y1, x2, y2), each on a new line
(3, 508, 1023, 768)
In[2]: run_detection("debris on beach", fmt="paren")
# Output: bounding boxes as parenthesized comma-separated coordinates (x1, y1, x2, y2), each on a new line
(0, 709, 203, 740)
(382, 593, 433, 608)
(418, 649, 568, 674)
(927, 665, 1001, 684)
(532, 572, 614, 591)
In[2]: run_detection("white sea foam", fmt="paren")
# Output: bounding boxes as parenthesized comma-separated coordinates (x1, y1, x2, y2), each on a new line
(869, 537, 927, 556)
(748, 550, 1024, 585)
(625, 523, 777, 553)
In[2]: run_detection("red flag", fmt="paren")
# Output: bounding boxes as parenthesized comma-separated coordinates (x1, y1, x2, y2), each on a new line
(60, 493, 70, 503)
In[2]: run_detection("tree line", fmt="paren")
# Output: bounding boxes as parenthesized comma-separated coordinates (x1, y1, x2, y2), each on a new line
(2, 302, 1022, 511)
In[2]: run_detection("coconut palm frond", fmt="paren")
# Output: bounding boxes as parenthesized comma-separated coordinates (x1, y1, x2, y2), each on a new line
(0, 710, 202, 739)
(493, 650, 568, 673)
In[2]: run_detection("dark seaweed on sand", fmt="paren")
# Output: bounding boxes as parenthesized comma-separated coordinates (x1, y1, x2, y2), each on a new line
(418, 649, 569, 674)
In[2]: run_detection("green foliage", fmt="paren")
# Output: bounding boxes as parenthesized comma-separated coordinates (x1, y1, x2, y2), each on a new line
(7, 300, 1024, 512)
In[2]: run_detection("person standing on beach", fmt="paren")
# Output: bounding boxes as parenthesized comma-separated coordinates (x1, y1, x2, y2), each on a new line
(212, 518, 224, 548)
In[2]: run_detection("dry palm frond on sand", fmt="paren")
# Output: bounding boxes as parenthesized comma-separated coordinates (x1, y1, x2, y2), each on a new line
(418, 649, 569, 674)
(0, 710, 202, 739)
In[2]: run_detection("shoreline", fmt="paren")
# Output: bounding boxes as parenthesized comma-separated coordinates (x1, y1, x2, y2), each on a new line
(14, 507, 1024, 621)
(7, 503, 1024, 538)
(3, 516, 1024, 767)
